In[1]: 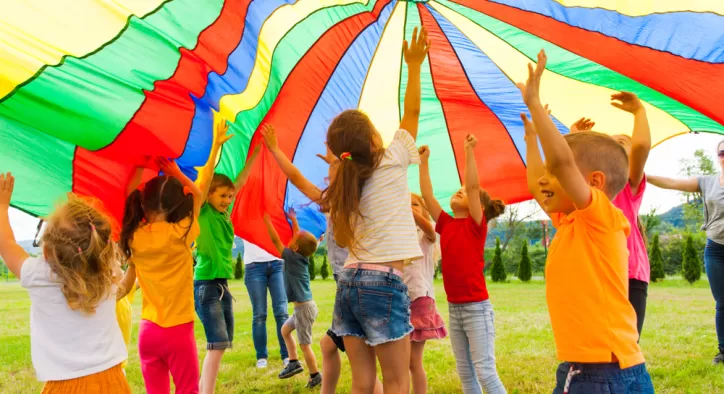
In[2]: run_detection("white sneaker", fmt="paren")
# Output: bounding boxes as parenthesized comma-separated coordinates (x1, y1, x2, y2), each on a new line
(282, 358, 290, 367)
(257, 358, 268, 369)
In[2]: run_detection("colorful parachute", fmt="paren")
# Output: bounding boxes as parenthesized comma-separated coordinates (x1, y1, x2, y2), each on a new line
(2, 0, 723, 255)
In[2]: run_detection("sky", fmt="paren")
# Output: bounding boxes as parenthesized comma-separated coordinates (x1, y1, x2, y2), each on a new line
(7, 133, 723, 241)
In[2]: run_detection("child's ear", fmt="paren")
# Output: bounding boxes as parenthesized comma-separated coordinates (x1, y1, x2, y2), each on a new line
(588, 171, 606, 192)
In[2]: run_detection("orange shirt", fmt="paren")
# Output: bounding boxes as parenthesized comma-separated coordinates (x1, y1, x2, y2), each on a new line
(131, 217, 200, 328)
(546, 188, 644, 368)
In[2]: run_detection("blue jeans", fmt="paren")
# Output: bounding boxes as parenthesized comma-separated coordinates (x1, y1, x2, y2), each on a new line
(553, 362, 653, 394)
(244, 261, 289, 360)
(194, 279, 234, 350)
(449, 300, 506, 394)
(705, 239, 724, 350)
(331, 267, 413, 346)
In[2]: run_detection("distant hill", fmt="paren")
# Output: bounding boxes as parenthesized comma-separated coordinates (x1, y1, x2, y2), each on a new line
(18, 240, 41, 255)
(658, 204, 686, 228)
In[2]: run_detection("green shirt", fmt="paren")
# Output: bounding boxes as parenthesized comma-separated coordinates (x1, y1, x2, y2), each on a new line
(194, 203, 235, 280)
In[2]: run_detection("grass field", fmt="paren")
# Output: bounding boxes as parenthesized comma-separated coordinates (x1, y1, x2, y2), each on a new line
(1, 278, 723, 393)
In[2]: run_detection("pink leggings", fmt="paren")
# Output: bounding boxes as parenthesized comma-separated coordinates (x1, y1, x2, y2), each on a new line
(139, 320, 199, 394)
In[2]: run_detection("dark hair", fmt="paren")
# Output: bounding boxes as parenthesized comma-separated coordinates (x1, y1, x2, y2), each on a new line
(564, 132, 629, 198)
(637, 218, 648, 248)
(209, 173, 235, 194)
(479, 190, 505, 222)
(296, 231, 319, 258)
(319, 110, 383, 250)
(120, 175, 195, 258)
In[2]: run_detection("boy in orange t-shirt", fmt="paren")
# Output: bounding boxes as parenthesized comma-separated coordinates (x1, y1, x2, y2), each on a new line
(519, 50, 654, 394)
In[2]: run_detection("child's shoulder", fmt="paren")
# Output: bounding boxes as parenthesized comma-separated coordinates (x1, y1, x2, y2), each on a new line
(572, 188, 629, 234)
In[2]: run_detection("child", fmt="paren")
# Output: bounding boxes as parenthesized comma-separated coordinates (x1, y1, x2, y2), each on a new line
(260, 124, 383, 394)
(406, 193, 448, 394)
(419, 140, 507, 394)
(193, 120, 260, 393)
(520, 50, 654, 393)
(263, 210, 321, 388)
(117, 157, 204, 394)
(320, 26, 430, 393)
(0, 173, 130, 393)
(116, 279, 138, 373)
(570, 93, 653, 337)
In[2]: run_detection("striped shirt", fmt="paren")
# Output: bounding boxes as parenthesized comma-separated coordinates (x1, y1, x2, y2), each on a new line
(345, 129, 423, 265)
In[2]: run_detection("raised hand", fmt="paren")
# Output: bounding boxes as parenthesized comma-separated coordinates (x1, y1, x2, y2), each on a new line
(155, 157, 182, 178)
(403, 26, 431, 66)
(215, 119, 234, 145)
(517, 49, 547, 106)
(464, 134, 478, 150)
(260, 124, 278, 151)
(611, 91, 643, 114)
(0, 172, 14, 207)
(418, 145, 430, 164)
(287, 208, 297, 220)
(570, 117, 595, 133)
(316, 142, 337, 165)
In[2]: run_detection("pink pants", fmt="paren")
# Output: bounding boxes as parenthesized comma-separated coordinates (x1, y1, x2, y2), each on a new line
(139, 320, 199, 394)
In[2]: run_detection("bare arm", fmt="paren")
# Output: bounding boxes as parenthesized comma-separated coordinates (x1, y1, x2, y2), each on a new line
(400, 27, 430, 140)
(463, 135, 484, 225)
(522, 114, 546, 209)
(116, 264, 136, 300)
(647, 175, 700, 193)
(288, 209, 300, 236)
(263, 214, 285, 255)
(126, 167, 144, 197)
(611, 92, 651, 192)
(0, 173, 29, 278)
(157, 158, 204, 218)
(418, 146, 443, 222)
(198, 120, 235, 199)
(413, 210, 436, 242)
(260, 124, 322, 202)
(234, 144, 261, 191)
(519, 50, 591, 209)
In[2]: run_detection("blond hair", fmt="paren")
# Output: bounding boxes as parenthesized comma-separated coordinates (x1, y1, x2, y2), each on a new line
(564, 132, 629, 198)
(42, 196, 117, 314)
(411, 193, 431, 221)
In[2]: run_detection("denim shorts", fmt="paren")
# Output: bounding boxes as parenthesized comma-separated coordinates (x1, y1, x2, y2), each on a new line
(331, 266, 413, 346)
(194, 279, 234, 350)
(553, 362, 654, 394)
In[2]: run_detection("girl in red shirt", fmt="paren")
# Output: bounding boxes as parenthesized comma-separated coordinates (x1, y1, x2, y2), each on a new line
(418, 136, 507, 394)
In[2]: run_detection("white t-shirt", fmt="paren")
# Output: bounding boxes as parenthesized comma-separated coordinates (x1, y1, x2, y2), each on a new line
(243, 240, 281, 264)
(345, 129, 423, 265)
(404, 229, 437, 301)
(20, 256, 127, 381)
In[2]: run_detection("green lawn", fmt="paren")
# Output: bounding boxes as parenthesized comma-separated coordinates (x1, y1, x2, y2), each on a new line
(1, 278, 722, 393)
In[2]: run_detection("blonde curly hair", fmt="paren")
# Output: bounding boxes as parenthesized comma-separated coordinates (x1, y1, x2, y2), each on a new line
(41, 195, 118, 314)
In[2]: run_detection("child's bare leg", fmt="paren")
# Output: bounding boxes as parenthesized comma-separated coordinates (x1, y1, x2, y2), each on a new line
(301, 344, 319, 374)
(282, 323, 298, 360)
(409, 341, 427, 394)
(200, 349, 225, 394)
(321, 334, 341, 394)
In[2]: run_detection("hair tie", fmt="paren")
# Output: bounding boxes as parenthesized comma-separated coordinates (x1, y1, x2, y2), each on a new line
(90, 223, 96, 232)
(183, 186, 193, 196)
(340, 152, 352, 161)
(77, 247, 82, 254)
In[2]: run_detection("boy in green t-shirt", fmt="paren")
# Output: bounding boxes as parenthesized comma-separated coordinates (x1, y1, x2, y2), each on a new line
(194, 119, 260, 394)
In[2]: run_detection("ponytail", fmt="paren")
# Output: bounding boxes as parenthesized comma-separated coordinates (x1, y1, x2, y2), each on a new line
(120, 189, 145, 259)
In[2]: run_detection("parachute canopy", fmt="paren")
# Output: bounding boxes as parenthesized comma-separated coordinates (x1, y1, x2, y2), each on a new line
(2, 0, 723, 255)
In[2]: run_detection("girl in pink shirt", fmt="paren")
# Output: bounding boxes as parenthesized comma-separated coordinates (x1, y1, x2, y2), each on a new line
(572, 91, 652, 336)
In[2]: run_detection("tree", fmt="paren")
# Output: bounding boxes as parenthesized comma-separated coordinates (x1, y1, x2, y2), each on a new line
(308, 254, 316, 281)
(234, 253, 244, 280)
(434, 260, 441, 280)
(490, 238, 507, 282)
(639, 208, 661, 240)
(682, 234, 701, 284)
(517, 242, 532, 282)
(649, 233, 665, 282)
(496, 201, 539, 253)
(320, 255, 329, 280)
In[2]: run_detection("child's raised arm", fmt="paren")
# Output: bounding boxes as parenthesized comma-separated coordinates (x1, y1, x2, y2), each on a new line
(263, 214, 285, 255)
(126, 167, 145, 197)
(521, 114, 547, 212)
(261, 124, 323, 202)
(116, 264, 136, 300)
(0, 173, 29, 278)
(519, 50, 591, 209)
(463, 135, 484, 225)
(234, 144, 261, 191)
(156, 158, 204, 218)
(198, 119, 235, 199)
(287, 208, 300, 236)
(400, 27, 430, 141)
(413, 210, 436, 243)
(418, 146, 443, 222)
(612, 92, 651, 192)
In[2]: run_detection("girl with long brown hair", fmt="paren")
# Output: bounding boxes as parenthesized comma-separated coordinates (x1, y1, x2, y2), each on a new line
(0, 173, 130, 393)
(320, 27, 430, 394)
